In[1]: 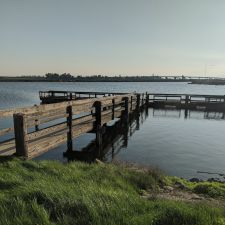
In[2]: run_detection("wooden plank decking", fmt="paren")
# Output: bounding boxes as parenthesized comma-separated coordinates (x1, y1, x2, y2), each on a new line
(2, 91, 225, 159)
(0, 93, 140, 158)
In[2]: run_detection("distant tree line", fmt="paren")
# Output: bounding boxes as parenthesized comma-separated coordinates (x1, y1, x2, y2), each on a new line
(43, 73, 188, 82)
(1, 73, 220, 82)
(45, 73, 74, 81)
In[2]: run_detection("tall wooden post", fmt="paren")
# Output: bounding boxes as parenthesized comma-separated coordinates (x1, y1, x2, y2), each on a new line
(141, 94, 144, 106)
(13, 113, 28, 158)
(123, 97, 129, 123)
(145, 92, 149, 105)
(136, 94, 140, 110)
(66, 105, 73, 152)
(112, 99, 115, 120)
(185, 95, 189, 106)
(130, 96, 133, 112)
(95, 101, 102, 152)
(35, 120, 39, 131)
(184, 109, 188, 119)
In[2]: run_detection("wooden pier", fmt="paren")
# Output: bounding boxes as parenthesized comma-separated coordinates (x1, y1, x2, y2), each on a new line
(64, 108, 147, 162)
(40, 91, 225, 110)
(39, 91, 129, 104)
(0, 92, 144, 159)
(148, 93, 225, 110)
(1, 91, 225, 160)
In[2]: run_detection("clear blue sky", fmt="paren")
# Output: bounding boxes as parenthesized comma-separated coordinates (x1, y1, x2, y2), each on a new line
(1, 0, 225, 76)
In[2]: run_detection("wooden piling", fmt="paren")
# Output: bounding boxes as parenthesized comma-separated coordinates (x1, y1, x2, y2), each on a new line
(130, 96, 133, 111)
(95, 101, 102, 127)
(185, 95, 189, 106)
(35, 120, 39, 131)
(112, 99, 115, 120)
(145, 92, 149, 105)
(136, 94, 140, 110)
(13, 113, 28, 157)
(123, 97, 129, 123)
(66, 105, 73, 152)
(95, 101, 102, 151)
(141, 94, 144, 106)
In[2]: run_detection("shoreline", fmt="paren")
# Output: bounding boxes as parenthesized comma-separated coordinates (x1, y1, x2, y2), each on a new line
(0, 158, 225, 224)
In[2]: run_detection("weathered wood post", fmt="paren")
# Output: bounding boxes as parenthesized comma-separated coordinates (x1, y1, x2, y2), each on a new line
(35, 120, 39, 131)
(33, 104, 39, 131)
(145, 92, 149, 106)
(141, 93, 144, 107)
(95, 101, 102, 152)
(13, 113, 28, 158)
(123, 96, 129, 123)
(130, 96, 133, 112)
(185, 95, 189, 106)
(66, 105, 73, 152)
(112, 99, 115, 120)
(136, 94, 140, 110)
(184, 109, 188, 119)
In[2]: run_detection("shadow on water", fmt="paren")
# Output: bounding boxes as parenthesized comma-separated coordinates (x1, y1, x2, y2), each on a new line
(152, 107, 225, 120)
(64, 107, 149, 163)
(63, 106, 225, 169)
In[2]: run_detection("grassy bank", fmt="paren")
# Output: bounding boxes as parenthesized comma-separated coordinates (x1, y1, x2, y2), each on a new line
(0, 158, 225, 225)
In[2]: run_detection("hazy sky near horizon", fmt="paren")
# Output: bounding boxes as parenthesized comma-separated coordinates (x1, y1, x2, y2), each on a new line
(1, 0, 225, 76)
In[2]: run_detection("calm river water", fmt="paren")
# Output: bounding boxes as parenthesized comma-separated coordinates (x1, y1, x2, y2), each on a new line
(1, 82, 225, 180)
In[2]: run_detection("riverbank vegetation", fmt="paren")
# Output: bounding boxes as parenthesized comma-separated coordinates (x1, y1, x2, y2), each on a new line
(0, 158, 225, 225)
(0, 74, 188, 82)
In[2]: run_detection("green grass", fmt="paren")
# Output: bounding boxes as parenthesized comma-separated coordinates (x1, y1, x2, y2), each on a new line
(0, 158, 225, 225)
(168, 176, 225, 198)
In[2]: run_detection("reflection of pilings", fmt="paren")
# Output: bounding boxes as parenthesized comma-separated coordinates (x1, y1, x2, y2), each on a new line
(145, 107, 149, 119)
(184, 109, 188, 119)
(64, 109, 148, 162)
(152, 108, 182, 119)
(152, 107, 225, 121)
(204, 111, 225, 120)
(136, 112, 140, 130)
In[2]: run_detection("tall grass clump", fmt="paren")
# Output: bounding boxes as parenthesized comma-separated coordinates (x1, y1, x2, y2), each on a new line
(0, 158, 224, 225)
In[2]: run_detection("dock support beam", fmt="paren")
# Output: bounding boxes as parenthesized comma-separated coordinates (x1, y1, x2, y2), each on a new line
(123, 97, 129, 123)
(136, 94, 140, 110)
(141, 94, 144, 107)
(66, 105, 73, 152)
(185, 95, 189, 106)
(112, 99, 115, 120)
(95, 101, 102, 154)
(13, 113, 28, 158)
(145, 92, 149, 106)
(130, 96, 133, 111)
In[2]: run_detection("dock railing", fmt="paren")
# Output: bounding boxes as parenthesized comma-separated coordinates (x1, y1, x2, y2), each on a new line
(3, 91, 225, 159)
(0, 93, 143, 159)
(39, 91, 130, 103)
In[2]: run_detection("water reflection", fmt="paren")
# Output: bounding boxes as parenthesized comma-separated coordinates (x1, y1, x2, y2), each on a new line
(64, 108, 149, 162)
(63, 107, 225, 181)
(64, 107, 225, 164)
(152, 108, 225, 120)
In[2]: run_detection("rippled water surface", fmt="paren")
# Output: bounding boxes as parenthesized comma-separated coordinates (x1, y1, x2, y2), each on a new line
(1, 82, 225, 179)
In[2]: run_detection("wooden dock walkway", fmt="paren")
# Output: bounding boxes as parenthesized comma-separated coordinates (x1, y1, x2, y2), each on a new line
(148, 93, 225, 110)
(1, 90, 225, 160)
(40, 91, 225, 110)
(0, 92, 144, 159)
